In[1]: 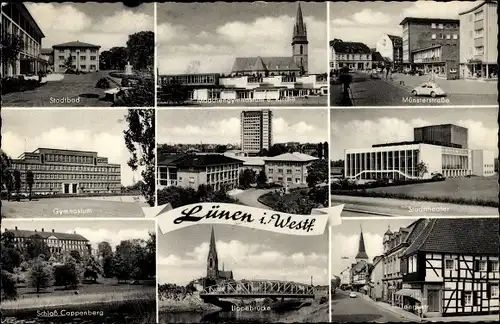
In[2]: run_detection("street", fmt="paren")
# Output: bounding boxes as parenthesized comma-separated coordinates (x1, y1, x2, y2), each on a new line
(234, 188, 275, 209)
(331, 195, 498, 217)
(330, 71, 498, 106)
(331, 291, 407, 322)
(2, 197, 148, 218)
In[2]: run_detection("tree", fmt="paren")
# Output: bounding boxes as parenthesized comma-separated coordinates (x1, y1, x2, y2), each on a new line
(239, 169, 256, 189)
(1, 270, 18, 300)
(98, 241, 114, 278)
(160, 79, 189, 105)
(25, 234, 51, 261)
(54, 256, 81, 289)
(99, 50, 113, 70)
(109, 46, 128, 70)
(69, 250, 82, 263)
(1, 30, 24, 71)
(83, 255, 103, 283)
(157, 186, 198, 208)
(416, 161, 429, 179)
(123, 109, 155, 206)
(268, 144, 288, 157)
(323, 142, 329, 160)
(116, 76, 154, 107)
(317, 143, 324, 159)
(145, 232, 156, 279)
(331, 159, 344, 167)
(64, 56, 74, 71)
(126, 31, 154, 71)
(28, 257, 54, 294)
(306, 159, 329, 188)
(1, 231, 22, 273)
(257, 170, 268, 186)
(112, 240, 135, 282)
(215, 145, 227, 153)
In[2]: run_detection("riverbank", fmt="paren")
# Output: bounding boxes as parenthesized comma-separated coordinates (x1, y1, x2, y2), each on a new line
(159, 295, 221, 313)
(280, 299, 329, 323)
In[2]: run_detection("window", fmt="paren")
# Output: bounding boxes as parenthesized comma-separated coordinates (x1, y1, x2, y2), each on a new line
(431, 34, 436, 39)
(80, 56, 86, 60)
(286, 177, 292, 182)
(474, 46, 485, 55)
(90, 56, 96, 60)
(438, 23, 443, 29)
(475, 28, 484, 38)
(464, 292, 473, 306)
(80, 65, 86, 69)
(439, 33, 444, 39)
(492, 284, 499, 298)
(491, 261, 499, 272)
(453, 34, 458, 40)
(445, 259, 455, 270)
(278, 169, 283, 173)
(446, 34, 451, 40)
(58, 56, 64, 60)
(479, 260, 487, 271)
(431, 23, 436, 29)
(474, 10, 484, 21)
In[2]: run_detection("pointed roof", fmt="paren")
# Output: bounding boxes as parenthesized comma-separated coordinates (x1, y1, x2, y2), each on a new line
(294, 2, 306, 36)
(208, 226, 218, 261)
(384, 226, 393, 236)
(355, 229, 369, 260)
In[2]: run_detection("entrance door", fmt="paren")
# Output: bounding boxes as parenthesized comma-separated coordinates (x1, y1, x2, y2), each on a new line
(72, 184, 78, 194)
(427, 289, 440, 312)
(64, 183, 70, 194)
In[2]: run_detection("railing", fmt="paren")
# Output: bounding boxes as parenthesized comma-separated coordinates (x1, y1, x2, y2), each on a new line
(201, 280, 315, 296)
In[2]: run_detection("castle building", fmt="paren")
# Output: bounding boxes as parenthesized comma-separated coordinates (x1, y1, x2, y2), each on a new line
(207, 227, 234, 283)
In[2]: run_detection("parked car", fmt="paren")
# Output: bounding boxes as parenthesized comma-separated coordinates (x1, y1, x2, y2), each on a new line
(349, 292, 357, 298)
(411, 82, 446, 97)
(409, 69, 424, 76)
(431, 173, 446, 180)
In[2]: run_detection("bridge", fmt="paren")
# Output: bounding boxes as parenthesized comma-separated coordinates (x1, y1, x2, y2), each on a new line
(199, 280, 315, 299)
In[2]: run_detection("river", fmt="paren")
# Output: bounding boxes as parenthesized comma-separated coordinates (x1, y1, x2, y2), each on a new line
(1, 299, 156, 324)
(160, 309, 298, 323)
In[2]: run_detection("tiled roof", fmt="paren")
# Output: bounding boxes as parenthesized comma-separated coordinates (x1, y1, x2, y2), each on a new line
(330, 39, 371, 54)
(232, 156, 265, 166)
(231, 57, 300, 73)
(5, 229, 88, 241)
(404, 218, 499, 256)
(264, 152, 318, 162)
(52, 41, 100, 49)
(164, 154, 243, 168)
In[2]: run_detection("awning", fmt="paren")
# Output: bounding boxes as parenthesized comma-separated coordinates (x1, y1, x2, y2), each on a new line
(395, 289, 422, 302)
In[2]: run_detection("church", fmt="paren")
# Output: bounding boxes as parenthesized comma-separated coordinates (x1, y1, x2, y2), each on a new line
(206, 227, 234, 283)
(230, 3, 309, 77)
(350, 227, 372, 292)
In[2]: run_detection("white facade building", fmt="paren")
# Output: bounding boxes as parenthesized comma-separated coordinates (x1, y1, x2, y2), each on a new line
(240, 110, 273, 155)
(472, 149, 496, 177)
(264, 152, 318, 186)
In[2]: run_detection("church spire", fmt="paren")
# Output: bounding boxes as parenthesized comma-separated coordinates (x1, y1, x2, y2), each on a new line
(293, 2, 307, 38)
(209, 226, 217, 257)
(207, 226, 219, 279)
(355, 226, 369, 260)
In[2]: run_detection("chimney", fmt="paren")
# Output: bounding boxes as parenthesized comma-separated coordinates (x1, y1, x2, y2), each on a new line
(52, 229, 55, 233)
(42, 228, 44, 232)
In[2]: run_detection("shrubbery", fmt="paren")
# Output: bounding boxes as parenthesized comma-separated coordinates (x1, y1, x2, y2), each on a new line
(95, 77, 111, 89)
(331, 177, 446, 191)
(1, 77, 42, 94)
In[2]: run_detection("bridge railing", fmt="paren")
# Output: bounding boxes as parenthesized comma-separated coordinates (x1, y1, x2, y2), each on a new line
(201, 280, 315, 296)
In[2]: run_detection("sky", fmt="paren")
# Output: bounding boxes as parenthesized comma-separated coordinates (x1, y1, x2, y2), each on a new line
(329, 108, 499, 160)
(24, 3, 154, 51)
(2, 109, 149, 186)
(157, 2, 327, 74)
(2, 219, 154, 252)
(158, 224, 328, 286)
(158, 109, 328, 145)
(329, 1, 477, 48)
(330, 218, 418, 277)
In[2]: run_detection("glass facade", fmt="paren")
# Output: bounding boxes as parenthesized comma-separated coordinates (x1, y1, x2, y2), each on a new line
(346, 149, 420, 180)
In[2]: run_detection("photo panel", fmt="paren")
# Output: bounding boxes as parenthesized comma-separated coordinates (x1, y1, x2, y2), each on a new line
(330, 107, 499, 217)
(1, 3, 154, 108)
(157, 108, 329, 213)
(158, 223, 328, 323)
(157, 2, 328, 107)
(330, 217, 499, 322)
(329, 1, 498, 107)
(0, 218, 156, 323)
(1, 108, 155, 218)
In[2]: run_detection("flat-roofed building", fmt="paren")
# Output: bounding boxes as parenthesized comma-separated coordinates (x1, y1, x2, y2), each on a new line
(52, 40, 100, 73)
(241, 109, 273, 155)
(10, 148, 121, 194)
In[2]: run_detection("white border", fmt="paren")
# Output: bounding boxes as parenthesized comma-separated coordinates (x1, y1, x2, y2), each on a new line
(326, 2, 332, 322)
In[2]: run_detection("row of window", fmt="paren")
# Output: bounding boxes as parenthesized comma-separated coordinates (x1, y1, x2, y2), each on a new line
(206, 165, 240, 172)
(268, 176, 300, 183)
(29, 173, 119, 181)
(29, 182, 118, 189)
(430, 33, 458, 40)
(58, 64, 97, 70)
(430, 23, 458, 29)
(268, 168, 302, 174)
(57, 49, 98, 53)
(58, 55, 97, 61)
(12, 163, 120, 173)
(44, 154, 96, 164)
(335, 54, 371, 61)
(463, 286, 498, 305)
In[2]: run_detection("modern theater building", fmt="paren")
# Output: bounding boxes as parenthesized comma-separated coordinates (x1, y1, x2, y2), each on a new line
(344, 124, 495, 180)
(158, 3, 328, 104)
(10, 148, 121, 195)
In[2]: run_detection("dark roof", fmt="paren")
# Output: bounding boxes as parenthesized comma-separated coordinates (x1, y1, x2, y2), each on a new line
(459, 0, 497, 15)
(41, 48, 53, 55)
(160, 154, 243, 168)
(52, 41, 101, 49)
(330, 39, 371, 54)
(355, 230, 369, 260)
(399, 17, 460, 26)
(231, 57, 300, 73)
(387, 35, 403, 46)
(5, 229, 89, 241)
(371, 140, 463, 149)
(404, 218, 500, 256)
(219, 270, 234, 279)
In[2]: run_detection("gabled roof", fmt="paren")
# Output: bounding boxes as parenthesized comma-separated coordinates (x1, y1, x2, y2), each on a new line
(52, 41, 101, 49)
(5, 229, 88, 241)
(264, 152, 318, 162)
(404, 218, 499, 256)
(330, 39, 371, 54)
(232, 57, 300, 73)
(355, 230, 369, 260)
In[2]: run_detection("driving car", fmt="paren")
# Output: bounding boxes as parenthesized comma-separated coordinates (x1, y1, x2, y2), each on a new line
(349, 292, 357, 298)
(411, 82, 446, 97)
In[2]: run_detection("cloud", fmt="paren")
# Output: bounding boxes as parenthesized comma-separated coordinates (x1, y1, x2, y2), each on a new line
(160, 117, 325, 145)
(2, 127, 141, 186)
(159, 239, 328, 285)
(402, 1, 475, 20)
(68, 227, 153, 251)
(330, 232, 383, 277)
(352, 9, 391, 25)
(26, 3, 153, 50)
(158, 15, 327, 74)
(456, 120, 498, 152)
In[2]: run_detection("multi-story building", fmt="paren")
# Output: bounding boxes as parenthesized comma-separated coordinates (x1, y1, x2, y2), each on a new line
(369, 255, 385, 301)
(344, 124, 495, 180)
(459, 0, 498, 79)
(52, 41, 100, 73)
(375, 34, 403, 69)
(400, 218, 499, 317)
(263, 152, 317, 186)
(400, 17, 460, 79)
(330, 39, 372, 71)
(241, 109, 273, 155)
(157, 154, 243, 191)
(4, 226, 91, 259)
(10, 148, 121, 195)
(1, 3, 45, 76)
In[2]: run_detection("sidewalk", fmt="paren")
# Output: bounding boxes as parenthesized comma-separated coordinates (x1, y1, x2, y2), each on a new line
(360, 294, 423, 321)
(425, 314, 499, 322)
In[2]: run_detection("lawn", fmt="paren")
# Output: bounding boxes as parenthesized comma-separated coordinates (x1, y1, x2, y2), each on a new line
(366, 175, 499, 204)
(258, 188, 310, 209)
(2, 71, 117, 107)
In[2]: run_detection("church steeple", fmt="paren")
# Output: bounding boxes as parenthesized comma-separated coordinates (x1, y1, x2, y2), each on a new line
(207, 226, 219, 279)
(291, 2, 309, 75)
(355, 226, 369, 261)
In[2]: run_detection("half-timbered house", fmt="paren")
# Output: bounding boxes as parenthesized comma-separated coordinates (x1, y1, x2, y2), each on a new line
(400, 218, 499, 317)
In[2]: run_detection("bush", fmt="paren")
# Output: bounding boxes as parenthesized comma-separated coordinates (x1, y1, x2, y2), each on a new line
(95, 77, 111, 89)
(1, 77, 42, 94)
(1, 270, 18, 300)
(65, 69, 77, 74)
